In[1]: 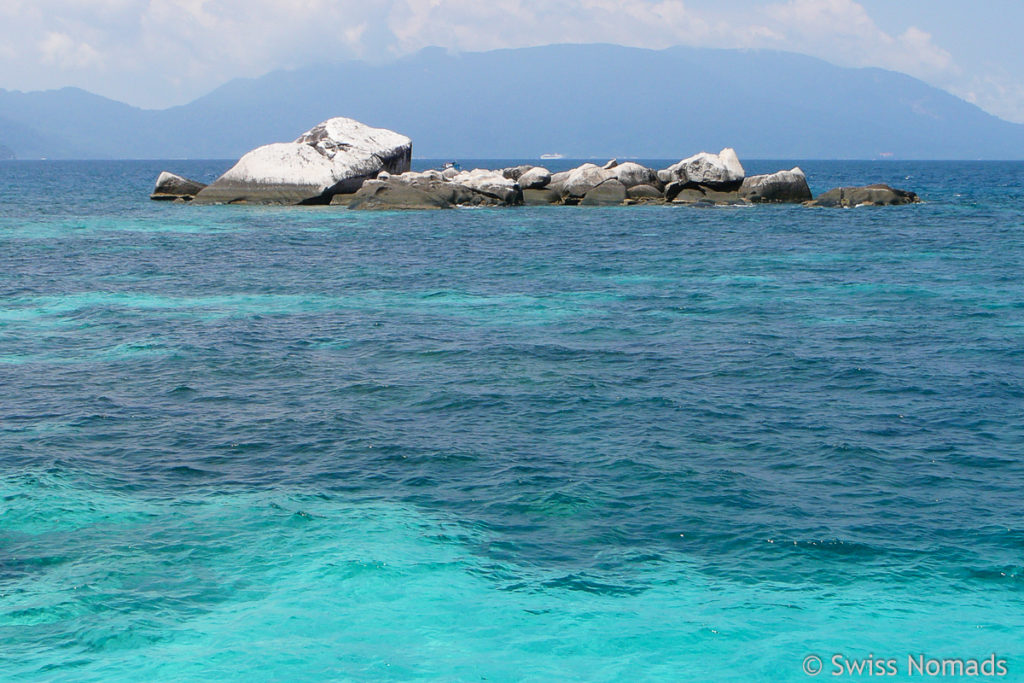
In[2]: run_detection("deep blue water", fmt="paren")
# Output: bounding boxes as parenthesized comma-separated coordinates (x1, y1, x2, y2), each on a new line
(2, 159, 1024, 681)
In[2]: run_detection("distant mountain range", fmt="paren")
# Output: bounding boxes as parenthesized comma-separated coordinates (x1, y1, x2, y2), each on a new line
(2, 44, 1023, 160)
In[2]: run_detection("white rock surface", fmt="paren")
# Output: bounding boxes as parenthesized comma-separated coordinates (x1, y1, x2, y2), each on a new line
(393, 170, 445, 184)
(663, 148, 745, 187)
(611, 162, 660, 189)
(295, 118, 410, 160)
(195, 117, 412, 204)
(518, 166, 552, 190)
(562, 164, 616, 198)
(501, 165, 534, 180)
(739, 167, 812, 203)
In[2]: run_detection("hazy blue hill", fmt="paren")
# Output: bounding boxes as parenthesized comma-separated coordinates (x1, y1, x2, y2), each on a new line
(1, 44, 1023, 159)
(0, 87, 152, 158)
(0, 115, 47, 159)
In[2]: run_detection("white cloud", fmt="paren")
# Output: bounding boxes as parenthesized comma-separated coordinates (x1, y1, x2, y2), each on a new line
(754, 0, 955, 79)
(954, 73, 1024, 124)
(39, 31, 103, 70)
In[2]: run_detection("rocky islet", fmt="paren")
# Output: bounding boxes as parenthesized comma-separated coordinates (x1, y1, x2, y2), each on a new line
(154, 117, 919, 209)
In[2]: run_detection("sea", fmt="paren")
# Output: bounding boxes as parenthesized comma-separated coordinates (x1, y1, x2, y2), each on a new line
(1, 159, 1023, 681)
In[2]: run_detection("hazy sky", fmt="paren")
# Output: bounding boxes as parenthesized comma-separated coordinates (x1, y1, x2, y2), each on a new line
(2, 0, 1022, 122)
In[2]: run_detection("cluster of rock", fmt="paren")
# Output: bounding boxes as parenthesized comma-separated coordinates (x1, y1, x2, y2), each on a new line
(152, 117, 920, 210)
(333, 151, 813, 209)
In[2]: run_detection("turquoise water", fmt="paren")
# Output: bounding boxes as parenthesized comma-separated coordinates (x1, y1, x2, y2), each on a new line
(2, 160, 1024, 681)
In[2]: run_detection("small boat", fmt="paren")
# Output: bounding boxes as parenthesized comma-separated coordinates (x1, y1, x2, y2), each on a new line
(440, 161, 461, 171)
(540, 153, 564, 160)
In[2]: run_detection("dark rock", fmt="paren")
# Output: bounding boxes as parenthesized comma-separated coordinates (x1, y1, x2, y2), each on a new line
(150, 171, 207, 201)
(502, 164, 534, 180)
(439, 183, 505, 206)
(805, 184, 920, 208)
(669, 187, 708, 203)
(664, 180, 695, 201)
(449, 169, 523, 205)
(739, 167, 811, 203)
(347, 180, 451, 210)
(328, 192, 358, 206)
(523, 188, 562, 205)
(353, 175, 517, 208)
(669, 184, 747, 206)
(581, 179, 627, 206)
(626, 184, 664, 200)
(703, 189, 747, 205)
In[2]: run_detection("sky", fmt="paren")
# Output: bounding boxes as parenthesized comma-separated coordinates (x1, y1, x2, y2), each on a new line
(1, 0, 1023, 123)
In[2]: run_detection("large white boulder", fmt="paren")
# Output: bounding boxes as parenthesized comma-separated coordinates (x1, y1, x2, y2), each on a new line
(611, 162, 660, 189)
(739, 167, 812, 203)
(662, 148, 745, 188)
(518, 166, 552, 189)
(194, 117, 411, 204)
(562, 164, 615, 199)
